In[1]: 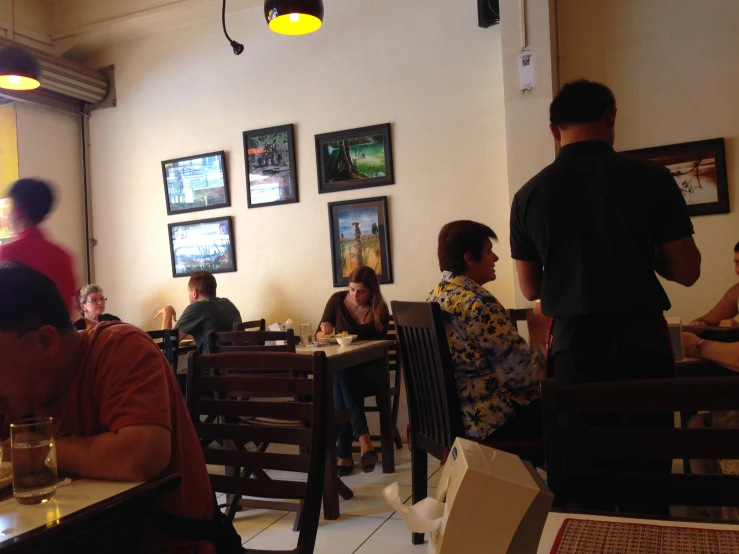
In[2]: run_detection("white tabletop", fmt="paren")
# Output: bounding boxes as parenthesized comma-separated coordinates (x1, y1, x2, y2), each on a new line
(0, 479, 141, 544)
(536, 511, 739, 553)
(295, 339, 393, 358)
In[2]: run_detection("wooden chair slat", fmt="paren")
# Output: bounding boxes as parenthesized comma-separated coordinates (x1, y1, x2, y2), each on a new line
(209, 330, 296, 354)
(203, 448, 310, 473)
(195, 423, 312, 446)
(193, 376, 314, 395)
(210, 474, 307, 500)
(195, 399, 313, 421)
(233, 319, 267, 332)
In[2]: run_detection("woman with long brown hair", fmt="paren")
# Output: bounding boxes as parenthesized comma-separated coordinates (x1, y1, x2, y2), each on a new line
(317, 266, 389, 475)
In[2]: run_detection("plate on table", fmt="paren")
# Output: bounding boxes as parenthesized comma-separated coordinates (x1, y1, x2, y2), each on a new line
(0, 463, 12, 490)
(323, 335, 357, 344)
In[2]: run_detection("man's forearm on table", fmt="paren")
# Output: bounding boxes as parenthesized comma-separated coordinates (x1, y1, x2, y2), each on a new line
(56, 430, 170, 482)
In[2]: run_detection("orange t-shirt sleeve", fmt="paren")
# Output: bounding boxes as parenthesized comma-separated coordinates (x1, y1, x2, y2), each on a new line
(92, 329, 173, 434)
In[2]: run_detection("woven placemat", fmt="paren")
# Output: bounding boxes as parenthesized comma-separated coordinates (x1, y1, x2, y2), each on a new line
(551, 518, 739, 554)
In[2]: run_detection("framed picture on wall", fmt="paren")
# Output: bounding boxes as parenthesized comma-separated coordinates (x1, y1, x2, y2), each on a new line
(328, 196, 393, 287)
(161, 151, 230, 215)
(243, 124, 299, 208)
(315, 123, 394, 194)
(168, 216, 236, 278)
(625, 138, 729, 217)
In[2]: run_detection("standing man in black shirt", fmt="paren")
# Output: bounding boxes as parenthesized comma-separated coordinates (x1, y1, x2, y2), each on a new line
(510, 79, 701, 385)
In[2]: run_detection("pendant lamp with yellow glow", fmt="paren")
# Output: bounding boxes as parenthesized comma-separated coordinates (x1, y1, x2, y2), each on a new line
(0, 0, 42, 91)
(264, 0, 324, 36)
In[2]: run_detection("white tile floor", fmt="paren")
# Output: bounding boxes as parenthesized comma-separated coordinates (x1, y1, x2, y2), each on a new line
(213, 446, 439, 553)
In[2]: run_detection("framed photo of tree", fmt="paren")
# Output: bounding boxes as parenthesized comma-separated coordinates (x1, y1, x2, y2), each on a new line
(624, 138, 729, 217)
(315, 123, 394, 194)
(243, 124, 299, 208)
(328, 196, 393, 287)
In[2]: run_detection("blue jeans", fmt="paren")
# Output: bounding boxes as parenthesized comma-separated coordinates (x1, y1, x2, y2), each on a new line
(334, 362, 383, 458)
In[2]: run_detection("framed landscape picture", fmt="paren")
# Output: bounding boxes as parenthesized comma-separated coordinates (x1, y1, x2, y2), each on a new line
(315, 123, 394, 194)
(243, 124, 298, 208)
(625, 138, 729, 217)
(161, 151, 230, 215)
(328, 196, 393, 287)
(168, 216, 236, 278)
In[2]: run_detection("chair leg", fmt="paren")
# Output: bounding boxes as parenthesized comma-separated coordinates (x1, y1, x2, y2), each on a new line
(393, 427, 403, 450)
(293, 500, 304, 532)
(410, 439, 428, 545)
(377, 349, 395, 474)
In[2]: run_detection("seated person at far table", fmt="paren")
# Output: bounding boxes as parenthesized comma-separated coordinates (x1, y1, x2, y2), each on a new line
(682, 331, 739, 520)
(74, 283, 121, 331)
(0, 262, 244, 553)
(317, 266, 390, 476)
(427, 220, 550, 447)
(689, 241, 739, 328)
(155, 270, 242, 354)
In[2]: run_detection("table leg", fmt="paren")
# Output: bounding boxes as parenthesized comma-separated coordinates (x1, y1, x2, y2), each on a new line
(378, 346, 395, 474)
(323, 370, 341, 520)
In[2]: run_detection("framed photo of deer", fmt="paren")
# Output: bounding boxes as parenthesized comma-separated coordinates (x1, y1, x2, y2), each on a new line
(328, 196, 393, 287)
(625, 138, 729, 217)
(243, 124, 298, 208)
(315, 123, 394, 194)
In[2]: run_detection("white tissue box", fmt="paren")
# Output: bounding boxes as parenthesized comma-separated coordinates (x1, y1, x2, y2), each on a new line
(387, 438, 553, 554)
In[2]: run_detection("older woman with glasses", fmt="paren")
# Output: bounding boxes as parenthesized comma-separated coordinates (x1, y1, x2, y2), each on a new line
(75, 284, 121, 330)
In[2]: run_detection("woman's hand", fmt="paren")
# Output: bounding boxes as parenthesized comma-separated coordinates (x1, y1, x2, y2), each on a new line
(688, 318, 710, 327)
(682, 332, 702, 358)
(319, 322, 334, 335)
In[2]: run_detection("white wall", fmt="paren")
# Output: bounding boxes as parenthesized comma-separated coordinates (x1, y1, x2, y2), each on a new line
(558, 0, 739, 321)
(87, 0, 511, 329)
(15, 102, 87, 287)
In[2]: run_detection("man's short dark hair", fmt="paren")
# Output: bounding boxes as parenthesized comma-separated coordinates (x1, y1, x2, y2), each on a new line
(734, 242, 739, 253)
(188, 271, 217, 298)
(550, 80, 616, 129)
(9, 178, 55, 225)
(0, 262, 73, 334)
(437, 221, 497, 276)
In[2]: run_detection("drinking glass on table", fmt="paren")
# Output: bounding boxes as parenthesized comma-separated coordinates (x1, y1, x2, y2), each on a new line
(10, 417, 58, 505)
(300, 324, 312, 346)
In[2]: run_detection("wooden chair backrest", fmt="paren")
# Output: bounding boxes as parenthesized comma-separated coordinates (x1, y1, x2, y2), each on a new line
(390, 301, 465, 459)
(542, 376, 739, 508)
(208, 330, 297, 354)
(186, 351, 327, 553)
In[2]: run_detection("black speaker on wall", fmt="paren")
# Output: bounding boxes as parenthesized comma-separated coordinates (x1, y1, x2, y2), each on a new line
(478, 0, 500, 28)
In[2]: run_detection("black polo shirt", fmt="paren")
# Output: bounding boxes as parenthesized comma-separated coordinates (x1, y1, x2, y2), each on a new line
(510, 140, 693, 322)
(175, 297, 242, 354)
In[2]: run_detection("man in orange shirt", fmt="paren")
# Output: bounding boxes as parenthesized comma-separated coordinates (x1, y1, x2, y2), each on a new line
(0, 262, 240, 553)
(0, 178, 77, 318)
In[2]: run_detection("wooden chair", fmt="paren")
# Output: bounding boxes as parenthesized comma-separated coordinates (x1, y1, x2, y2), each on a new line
(391, 300, 545, 544)
(233, 319, 267, 332)
(541, 376, 739, 511)
(146, 329, 180, 372)
(352, 315, 404, 455)
(208, 330, 297, 354)
(186, 351, 328, 551)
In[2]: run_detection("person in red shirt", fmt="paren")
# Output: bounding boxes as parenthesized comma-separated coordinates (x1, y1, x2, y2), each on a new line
(0, 262, 234, 553)
(0, 178, 78, 318)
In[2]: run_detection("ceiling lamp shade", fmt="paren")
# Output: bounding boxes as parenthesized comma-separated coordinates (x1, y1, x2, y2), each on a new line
(264, 0, 324, 35)
(0, 45, 42, 91)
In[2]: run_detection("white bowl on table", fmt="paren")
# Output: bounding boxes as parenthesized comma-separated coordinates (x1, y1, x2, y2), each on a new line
(335, 335, 356, 346)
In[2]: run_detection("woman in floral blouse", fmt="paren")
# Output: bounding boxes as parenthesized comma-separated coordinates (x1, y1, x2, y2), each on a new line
(427, 220, 550, 444)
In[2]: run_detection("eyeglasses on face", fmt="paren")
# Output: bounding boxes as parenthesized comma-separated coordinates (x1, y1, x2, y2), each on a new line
(85, 297, 107, 304)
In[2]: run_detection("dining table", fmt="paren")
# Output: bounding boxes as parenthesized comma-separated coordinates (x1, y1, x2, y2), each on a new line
(296, 339, 395, 521)
(0, 474, 180, 553)
(536, 509, 739, 554)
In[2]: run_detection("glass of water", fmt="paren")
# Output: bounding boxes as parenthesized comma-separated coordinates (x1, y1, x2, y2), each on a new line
(300, 323, 312, 347)
(10, 417, 58, 505)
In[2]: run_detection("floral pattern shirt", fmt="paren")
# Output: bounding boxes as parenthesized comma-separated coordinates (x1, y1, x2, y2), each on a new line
(427, 271, 546, 440)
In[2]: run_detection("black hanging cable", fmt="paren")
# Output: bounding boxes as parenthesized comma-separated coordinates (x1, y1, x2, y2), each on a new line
(222, 0, 244, 55)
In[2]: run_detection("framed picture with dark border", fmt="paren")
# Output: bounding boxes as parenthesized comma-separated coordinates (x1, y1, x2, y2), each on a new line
(168, 216, 236, 278)
(161, 151, 230, 215)
(328, 196, 392, 287)
(625, 138, 729, 217)
(243, 124, 299, 208)
(315, 123, 394, 194)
